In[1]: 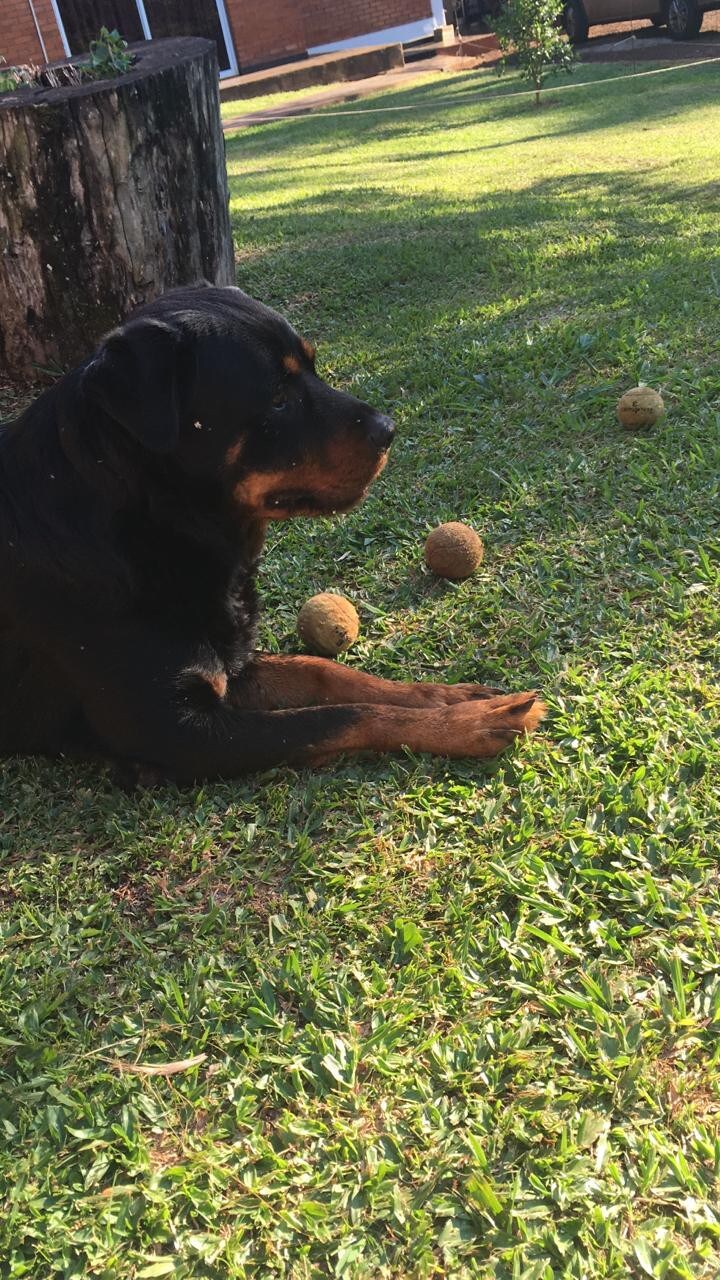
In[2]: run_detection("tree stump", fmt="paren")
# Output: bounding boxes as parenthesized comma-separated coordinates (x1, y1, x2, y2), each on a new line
(0, 38, 235, 382)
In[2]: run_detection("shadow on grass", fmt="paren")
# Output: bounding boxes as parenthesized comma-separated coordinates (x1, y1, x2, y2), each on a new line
(228, 168, 719, 368)
(225, 58, 718, 163)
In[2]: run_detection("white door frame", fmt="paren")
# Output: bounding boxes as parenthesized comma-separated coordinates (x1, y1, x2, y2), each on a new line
(51, 0, 238, 78)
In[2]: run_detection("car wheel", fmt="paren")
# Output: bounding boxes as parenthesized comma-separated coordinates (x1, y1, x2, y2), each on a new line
(562, 0, 589, 43)
(667, 0, 703, 37)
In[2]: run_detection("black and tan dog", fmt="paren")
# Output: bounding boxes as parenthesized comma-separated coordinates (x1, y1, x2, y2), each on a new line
(0, 286, 544, 784)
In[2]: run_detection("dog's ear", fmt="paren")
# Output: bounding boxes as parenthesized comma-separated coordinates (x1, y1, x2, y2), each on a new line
(81, 318, 183, 453)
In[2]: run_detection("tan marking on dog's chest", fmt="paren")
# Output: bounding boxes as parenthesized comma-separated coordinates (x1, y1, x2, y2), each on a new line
(181, 665, 228, 699)
(206, 670, 228, 698)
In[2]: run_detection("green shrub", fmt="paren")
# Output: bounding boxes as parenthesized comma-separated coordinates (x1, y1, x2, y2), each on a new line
(494, 0, 574, 106)
(86, 27, 133, 79)
(0, 55, 19, 93)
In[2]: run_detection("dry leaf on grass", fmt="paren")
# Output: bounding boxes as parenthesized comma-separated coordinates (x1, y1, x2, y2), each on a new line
(109, 1052, 207, 1076)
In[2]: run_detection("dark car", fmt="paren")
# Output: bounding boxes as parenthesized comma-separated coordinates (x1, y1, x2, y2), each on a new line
(562, 0, 716, 42)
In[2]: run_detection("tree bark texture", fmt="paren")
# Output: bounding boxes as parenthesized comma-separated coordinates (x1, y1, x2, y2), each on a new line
(0, 38, 235, 381)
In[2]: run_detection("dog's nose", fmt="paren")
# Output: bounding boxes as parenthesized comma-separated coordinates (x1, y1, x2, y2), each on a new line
(367, 413, 395, 451)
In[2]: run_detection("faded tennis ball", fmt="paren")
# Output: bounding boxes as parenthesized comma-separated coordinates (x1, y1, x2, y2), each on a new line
(425, 522, 484, 580)
(617, 386, 665, 429)
(297, 592, 360, 656)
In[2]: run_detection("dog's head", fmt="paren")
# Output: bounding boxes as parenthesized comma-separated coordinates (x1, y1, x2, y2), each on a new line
(79, 285, 394, 520)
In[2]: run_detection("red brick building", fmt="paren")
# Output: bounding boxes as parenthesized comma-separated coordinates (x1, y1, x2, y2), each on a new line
(0, 1, 448, 78)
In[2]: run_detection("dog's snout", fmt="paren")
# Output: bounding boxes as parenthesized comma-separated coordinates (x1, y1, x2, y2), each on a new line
(367, 413, 395, 451)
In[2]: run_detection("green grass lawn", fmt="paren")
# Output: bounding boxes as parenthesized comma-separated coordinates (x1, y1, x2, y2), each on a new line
(3, 61, 720, 1279)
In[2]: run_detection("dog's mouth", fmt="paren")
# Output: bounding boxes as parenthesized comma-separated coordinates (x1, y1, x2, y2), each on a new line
(265, 487, 365, 517)
(265, 449, 389, 519)
(234, 445, 390, 521)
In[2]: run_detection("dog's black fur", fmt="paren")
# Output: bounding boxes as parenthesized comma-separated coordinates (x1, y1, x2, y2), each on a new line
(0, 286, 543, 783)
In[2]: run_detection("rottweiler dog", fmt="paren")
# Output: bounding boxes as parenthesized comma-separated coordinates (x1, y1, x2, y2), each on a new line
(0, 286, 544, 784)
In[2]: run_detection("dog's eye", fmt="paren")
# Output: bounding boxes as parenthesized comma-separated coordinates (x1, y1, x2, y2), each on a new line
(271, 388, 288, 411)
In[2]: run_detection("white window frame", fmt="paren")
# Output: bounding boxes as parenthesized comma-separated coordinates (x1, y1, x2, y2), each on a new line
(51, 0, 239, 78)
(211, 0, 239, 78)
(48, 0, 72, 57)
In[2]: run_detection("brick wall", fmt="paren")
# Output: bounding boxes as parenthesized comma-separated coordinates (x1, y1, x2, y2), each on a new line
(0, 0, 65, 67)
(301, 0, 432, 49)
(1, 1, 435, 77)
(224, 0, 434, 71)
(224, 0, 308, 69)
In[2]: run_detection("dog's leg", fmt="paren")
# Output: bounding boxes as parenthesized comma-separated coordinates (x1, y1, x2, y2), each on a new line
(296, 693, 546, 768)
(174, 693, 544, 777)
(39, 621, 544, 781)
(89, 684, 544, 782)
(228, 654, 505, 709)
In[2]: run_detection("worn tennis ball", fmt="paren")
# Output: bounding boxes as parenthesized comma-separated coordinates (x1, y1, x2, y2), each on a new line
(617, 386, 665, 429)
(424, 522, 484, 580)
(297, 592, 360, 656)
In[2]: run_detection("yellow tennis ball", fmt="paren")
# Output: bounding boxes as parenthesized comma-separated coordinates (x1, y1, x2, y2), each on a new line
(617, 386, 665, 429)
(424, 522, 484, 580)
(297, 593, 360, 656)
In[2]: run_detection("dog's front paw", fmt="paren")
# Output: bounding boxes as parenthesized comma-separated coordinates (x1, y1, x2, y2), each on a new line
(438, 692, 546, 758)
